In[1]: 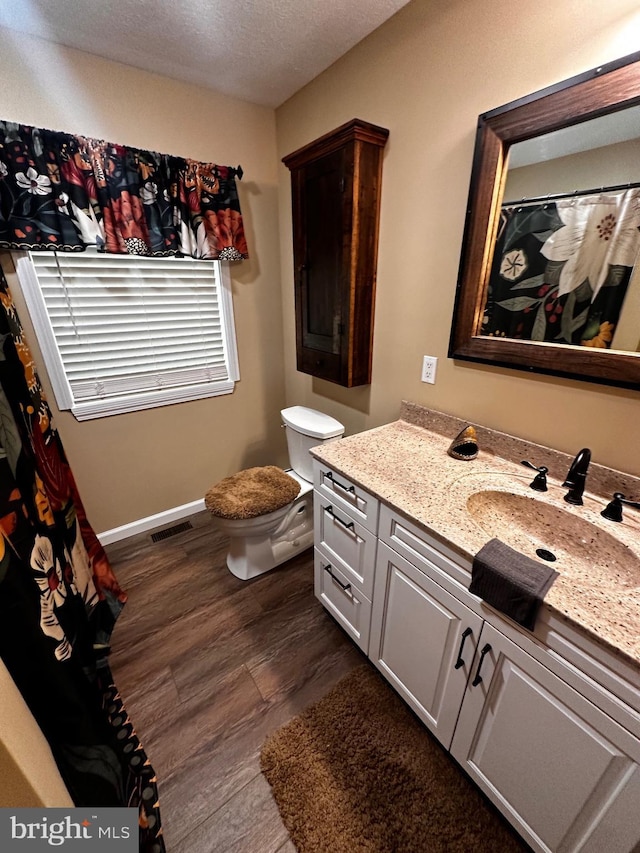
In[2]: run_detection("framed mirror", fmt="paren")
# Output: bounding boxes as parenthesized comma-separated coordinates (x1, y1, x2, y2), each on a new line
(449, 51, 640, 390)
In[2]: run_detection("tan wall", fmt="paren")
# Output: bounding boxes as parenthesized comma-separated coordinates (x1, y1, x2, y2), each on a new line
(505, 137, 640, 198)
(0, 29, 288, 532)
(276, 0, 640, 478)
(0, 660, 73, 807)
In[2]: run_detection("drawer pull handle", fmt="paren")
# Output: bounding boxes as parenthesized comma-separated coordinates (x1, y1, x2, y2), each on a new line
(323, 563, 352, 593)
(472, 643, 492, 687)
(325, 471, 355, 494)
(454, 627, 473, 670)
(324, 505, 355, 531)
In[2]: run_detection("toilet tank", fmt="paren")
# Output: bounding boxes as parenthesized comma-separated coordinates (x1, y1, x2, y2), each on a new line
(281, 406, 344, 483)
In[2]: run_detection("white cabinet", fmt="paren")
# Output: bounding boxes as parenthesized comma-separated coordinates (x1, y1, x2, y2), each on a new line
(451, 621, 640, 853)
(312, 462, 640, 853)
(314, 494, 378, 600)
(313, 463, 379, 653)
(313, 548, 372, 651)
(370, 542, 483, 747)
(314, 462, 379, 532)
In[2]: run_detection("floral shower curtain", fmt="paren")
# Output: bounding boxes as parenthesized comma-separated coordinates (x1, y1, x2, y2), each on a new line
(0, 121, 248, 260)
(0, 261, 164, 852)
(482, 187, 640, 347)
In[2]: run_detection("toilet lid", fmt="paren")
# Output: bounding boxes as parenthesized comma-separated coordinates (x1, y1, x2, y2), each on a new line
(204, 466, 300, 519)
(281, 406, 344, 439)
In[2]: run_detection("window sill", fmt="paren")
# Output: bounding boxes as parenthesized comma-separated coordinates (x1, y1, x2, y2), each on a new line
(70, 379, 236, 421)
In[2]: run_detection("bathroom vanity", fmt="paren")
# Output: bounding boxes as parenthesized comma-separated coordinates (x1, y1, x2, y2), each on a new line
(311, 402, 640, 853)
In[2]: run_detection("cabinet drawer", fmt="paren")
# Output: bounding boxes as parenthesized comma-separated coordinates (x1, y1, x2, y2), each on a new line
(535, 610, 640, 717)
(379, 503, 472, 590)
(314, 548, 372, 653)
(313, 462, 379, 533)
(314, 492, 377, 599)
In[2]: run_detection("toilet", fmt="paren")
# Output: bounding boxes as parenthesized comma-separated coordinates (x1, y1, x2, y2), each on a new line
(205, 406, 344, 580)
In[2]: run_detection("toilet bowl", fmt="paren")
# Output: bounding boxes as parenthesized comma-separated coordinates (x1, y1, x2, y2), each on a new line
(206, 407, 344, 580)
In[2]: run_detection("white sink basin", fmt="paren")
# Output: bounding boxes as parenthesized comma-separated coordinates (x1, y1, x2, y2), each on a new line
(466, 488, 640, 586)
(446, 468, 640, 589)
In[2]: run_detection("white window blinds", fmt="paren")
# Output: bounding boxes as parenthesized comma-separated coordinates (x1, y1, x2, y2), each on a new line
(18, 251, 239, 420)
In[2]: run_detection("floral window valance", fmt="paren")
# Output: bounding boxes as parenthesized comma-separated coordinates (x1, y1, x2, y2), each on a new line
(0, 121, 248, 260)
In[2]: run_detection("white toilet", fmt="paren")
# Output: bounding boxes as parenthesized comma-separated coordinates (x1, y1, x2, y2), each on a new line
(207, 406, 344, 580)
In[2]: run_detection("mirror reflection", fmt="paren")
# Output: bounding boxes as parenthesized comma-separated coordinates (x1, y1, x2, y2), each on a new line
(449, 51, 640, 389)
(480, 109, 640, 353)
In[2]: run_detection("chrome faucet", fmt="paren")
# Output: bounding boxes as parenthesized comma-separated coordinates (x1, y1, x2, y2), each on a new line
(562, 448, 591, 505)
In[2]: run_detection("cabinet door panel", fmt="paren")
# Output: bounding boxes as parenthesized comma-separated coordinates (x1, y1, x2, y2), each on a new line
(578, 763, 640, 853)
(370, 542, 483, 748)
(299, 149, 346, 354)
(451, 621, 640, 853)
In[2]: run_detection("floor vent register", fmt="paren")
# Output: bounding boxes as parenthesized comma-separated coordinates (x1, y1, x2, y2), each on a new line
(150, 521, 194, 542)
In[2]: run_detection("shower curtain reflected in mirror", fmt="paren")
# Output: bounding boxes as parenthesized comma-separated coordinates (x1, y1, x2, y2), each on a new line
(482, 187, 640, 350)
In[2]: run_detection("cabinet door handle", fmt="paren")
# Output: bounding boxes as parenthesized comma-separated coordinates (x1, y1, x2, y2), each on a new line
(454, 627, 473, 670)
(323, 563, 352, 594)
(324, 471, 356, 494)
(471, 643, 492, 687)
(324, 505, 355, 530)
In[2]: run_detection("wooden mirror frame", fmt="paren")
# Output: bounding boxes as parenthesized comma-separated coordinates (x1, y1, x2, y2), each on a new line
(448, 51, 640, 390)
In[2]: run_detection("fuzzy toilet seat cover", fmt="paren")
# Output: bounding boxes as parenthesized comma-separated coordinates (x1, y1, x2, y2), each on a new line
(205, 465, 301, 520)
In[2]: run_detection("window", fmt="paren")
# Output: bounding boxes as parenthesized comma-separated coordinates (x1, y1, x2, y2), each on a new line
(16, 250, 239, 420)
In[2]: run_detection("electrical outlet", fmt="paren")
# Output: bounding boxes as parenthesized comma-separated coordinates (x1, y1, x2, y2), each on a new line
(421, 355, 438, 384)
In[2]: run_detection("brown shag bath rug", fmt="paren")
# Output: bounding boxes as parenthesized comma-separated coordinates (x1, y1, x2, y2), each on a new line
(260, 664, 529, 853)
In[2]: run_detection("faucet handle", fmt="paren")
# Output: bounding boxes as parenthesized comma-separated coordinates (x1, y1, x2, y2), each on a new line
(521, 460, 548, 492)
(601, 492, 640, 523)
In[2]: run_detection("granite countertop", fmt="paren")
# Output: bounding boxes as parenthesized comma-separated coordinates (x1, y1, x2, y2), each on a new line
(311, 402, 640, 670)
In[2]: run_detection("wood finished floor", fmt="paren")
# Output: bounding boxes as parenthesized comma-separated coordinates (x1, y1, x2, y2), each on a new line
(107, 511, 366, 852)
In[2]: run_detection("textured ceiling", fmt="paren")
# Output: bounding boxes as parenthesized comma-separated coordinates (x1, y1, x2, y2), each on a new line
(0, 0, 411, 107)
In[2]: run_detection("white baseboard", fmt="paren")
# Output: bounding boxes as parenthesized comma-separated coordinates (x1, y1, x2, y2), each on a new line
(97, 498, 206, 546)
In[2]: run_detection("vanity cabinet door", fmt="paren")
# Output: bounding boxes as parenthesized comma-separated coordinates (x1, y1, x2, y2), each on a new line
(451, 620, 640, 853)
(369, 541, 483, 749)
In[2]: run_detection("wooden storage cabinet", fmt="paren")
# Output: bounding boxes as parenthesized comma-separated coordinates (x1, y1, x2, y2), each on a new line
(283, 119, 389, 387)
